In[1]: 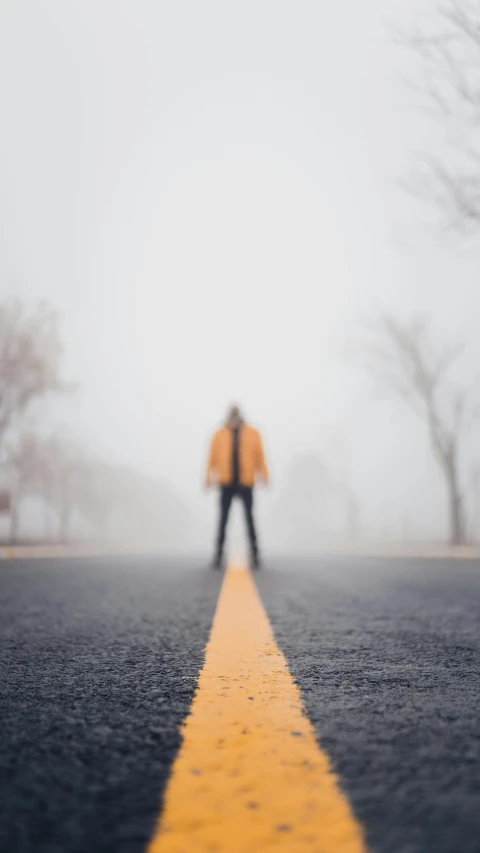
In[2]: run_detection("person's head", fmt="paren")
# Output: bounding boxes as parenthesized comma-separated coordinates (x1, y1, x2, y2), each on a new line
(226, 404, 243, 429)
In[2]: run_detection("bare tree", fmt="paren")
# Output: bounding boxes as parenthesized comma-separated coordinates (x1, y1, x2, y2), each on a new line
(363, 316, 479, 545)
(40, 436, 90, 540)
(75, 465, 117, 538)
(402, 0, 480, 230)
(7, 433, 91, 541)
(8, 433, 52, 539)
(43, 441, 119, 540)
(0, 298, 71, 449)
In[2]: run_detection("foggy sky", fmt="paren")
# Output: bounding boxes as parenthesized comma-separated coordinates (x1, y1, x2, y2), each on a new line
(1, 0, 479, 542)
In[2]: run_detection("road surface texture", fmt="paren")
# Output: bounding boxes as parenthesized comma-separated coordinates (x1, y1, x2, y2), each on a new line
(1, 554, 479, 852)
(0, 557, 221, 853)
(257, 557, 480, 853)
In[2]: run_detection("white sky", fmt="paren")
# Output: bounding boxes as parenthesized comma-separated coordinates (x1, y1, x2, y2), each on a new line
(1, 0, 479, 539)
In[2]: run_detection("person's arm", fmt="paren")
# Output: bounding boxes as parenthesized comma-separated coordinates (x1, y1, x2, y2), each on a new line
(205, 433, 218, 488)
(255, 431, 269, 484)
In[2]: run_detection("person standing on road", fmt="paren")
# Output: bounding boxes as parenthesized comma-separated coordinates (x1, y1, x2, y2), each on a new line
(205, 405, 268, 569)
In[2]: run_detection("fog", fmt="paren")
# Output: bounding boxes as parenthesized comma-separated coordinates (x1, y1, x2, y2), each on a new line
(1, 0, 480, 552)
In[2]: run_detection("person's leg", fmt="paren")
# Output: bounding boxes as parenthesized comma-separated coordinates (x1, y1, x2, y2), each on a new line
(240, 487, 260, 566)
(214, 486, 234, 566)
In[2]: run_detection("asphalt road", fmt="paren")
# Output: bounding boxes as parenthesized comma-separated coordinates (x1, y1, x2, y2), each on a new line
(257, 557, 480, 853)
(0, 557, 221, 853)
(1, 555, 479, 853)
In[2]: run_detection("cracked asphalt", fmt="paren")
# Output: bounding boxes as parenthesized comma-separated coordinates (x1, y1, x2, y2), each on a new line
(1, 554, 479, 852)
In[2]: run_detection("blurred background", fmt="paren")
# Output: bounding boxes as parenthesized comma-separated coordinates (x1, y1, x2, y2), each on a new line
(1, 0, 480, 554)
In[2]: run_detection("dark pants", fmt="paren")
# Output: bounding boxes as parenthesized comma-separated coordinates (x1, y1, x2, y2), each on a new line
(215, 486, 258, 560)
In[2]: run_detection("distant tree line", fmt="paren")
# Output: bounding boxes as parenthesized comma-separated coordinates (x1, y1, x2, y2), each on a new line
(0, 297, 112, 541)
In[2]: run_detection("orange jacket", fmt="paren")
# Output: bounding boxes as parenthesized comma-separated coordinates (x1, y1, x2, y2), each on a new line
(206, 424, 268, 487)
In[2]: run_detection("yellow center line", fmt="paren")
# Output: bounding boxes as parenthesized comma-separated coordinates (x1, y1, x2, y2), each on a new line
(147, 563, 368, 853)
